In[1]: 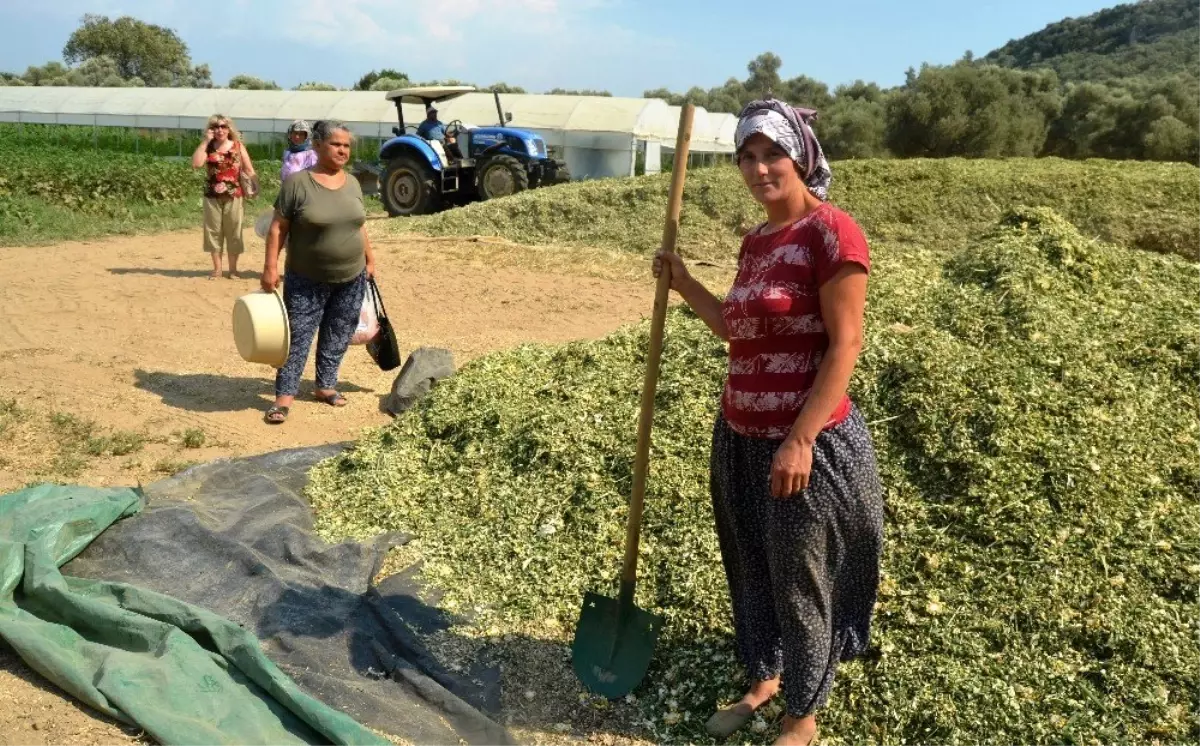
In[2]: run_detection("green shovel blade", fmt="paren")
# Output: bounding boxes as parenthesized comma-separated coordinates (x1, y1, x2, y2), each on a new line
(571, 589, 664, 699)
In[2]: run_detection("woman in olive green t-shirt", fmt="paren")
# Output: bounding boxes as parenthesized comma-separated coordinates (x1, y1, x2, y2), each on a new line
(260, 120, 378, 424)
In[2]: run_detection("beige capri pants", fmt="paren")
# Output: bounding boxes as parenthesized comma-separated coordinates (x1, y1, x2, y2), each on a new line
(203, 196, 245, 256)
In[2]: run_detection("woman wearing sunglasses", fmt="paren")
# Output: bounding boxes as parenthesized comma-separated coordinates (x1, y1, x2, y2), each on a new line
(192, 114, 258, 279)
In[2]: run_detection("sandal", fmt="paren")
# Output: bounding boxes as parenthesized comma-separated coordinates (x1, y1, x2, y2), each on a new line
(705, 702, 756, 738)
(264, 406, 289, 424)
(315, 391, 347, 407)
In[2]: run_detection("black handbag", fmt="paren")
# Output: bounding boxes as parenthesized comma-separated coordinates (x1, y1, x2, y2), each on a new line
(366, 276, 402, 371)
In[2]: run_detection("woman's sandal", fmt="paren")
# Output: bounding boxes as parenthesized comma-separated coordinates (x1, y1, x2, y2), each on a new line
(264, 406, 289, 424)
(705, 702, 756, 738)
(315, 391, 347, 407)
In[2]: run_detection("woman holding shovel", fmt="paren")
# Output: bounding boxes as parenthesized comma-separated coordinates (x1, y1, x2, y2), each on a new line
(653, 99, 883, 746)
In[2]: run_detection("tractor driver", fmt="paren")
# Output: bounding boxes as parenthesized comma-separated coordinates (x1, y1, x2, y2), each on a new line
(417, 105, 462, 159)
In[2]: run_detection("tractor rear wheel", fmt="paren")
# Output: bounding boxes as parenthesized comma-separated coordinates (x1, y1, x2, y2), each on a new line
(476, 155, 529, 201)
(382, 156, 438, 217)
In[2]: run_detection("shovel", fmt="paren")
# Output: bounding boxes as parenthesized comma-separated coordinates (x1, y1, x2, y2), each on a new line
(572, 103, 696, 699)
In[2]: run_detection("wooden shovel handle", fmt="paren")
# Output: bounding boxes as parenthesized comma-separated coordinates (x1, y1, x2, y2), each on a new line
(620, 103, 695, 586)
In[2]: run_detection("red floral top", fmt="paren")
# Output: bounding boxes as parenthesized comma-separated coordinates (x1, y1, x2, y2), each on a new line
(205, 141, 244, 198)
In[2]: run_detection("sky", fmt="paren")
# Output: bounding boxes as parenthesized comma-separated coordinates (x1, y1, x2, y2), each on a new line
(0, 0, 1122, 97)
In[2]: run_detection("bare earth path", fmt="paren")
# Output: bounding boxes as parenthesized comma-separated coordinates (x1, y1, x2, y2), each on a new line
(0, 226, 662, 744)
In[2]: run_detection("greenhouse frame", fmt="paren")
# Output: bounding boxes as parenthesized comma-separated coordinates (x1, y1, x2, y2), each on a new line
(0, 87, 737, 179)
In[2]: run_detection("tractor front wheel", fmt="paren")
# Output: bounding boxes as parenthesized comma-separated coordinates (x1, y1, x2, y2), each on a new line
(476, 155, 529, 201)
(382, 156, 438, 217)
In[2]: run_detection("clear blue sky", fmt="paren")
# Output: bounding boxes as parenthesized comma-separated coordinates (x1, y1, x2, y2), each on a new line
(0, 0, 1121, 97)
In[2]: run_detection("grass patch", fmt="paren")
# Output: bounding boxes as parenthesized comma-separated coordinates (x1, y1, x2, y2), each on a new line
(385, 157, 1200, 262)
(307, 207, 1199, 744)
(43, 411, 147, 472)
(50, 453, 91, 479)
(0, 398, 26, 437)
(154, 458, 200, 476)
(180, 428, 207, 449)
(85, 431, 148, 457)
(49, 411, 96, 443)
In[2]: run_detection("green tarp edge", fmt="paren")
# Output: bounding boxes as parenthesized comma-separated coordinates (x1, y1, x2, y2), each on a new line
(0, 483, 390, 746)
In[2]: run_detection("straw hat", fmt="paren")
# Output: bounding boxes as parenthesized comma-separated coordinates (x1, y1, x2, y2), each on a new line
(232, 289, 290, 368)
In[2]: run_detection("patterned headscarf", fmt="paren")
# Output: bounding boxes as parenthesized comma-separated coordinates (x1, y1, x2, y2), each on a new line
(735, 98, 832, 201)
(286, 119, 312, 153)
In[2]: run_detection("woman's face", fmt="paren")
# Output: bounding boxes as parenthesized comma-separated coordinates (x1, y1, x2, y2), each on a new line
(289, 131, 307, 145)
(736, 133, 800, 205)
(317, 129, 352, 169)
(212, 121, 230, 141)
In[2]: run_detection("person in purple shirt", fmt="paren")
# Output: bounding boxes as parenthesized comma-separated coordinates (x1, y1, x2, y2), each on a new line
(280, 119, 319, 182)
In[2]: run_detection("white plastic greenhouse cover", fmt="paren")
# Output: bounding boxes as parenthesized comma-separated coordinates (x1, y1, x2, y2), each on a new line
(0, 86, 735, 151)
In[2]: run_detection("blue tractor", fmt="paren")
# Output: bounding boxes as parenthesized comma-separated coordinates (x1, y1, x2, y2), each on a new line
(370, 86, 571, 217)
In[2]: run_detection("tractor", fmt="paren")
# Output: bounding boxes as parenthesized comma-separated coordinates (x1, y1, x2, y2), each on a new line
(362, 85, 571, 217)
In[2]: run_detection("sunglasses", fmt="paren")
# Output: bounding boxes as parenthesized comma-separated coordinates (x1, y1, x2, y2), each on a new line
(214, 124, 229, 130)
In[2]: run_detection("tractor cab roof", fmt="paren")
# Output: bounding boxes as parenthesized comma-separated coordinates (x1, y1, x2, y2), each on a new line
(384, 86, 477, 106)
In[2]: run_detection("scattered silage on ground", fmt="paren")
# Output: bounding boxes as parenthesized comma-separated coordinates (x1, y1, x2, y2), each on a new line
(306, 206, 1200, 744)
(385, 157, 1200, 263)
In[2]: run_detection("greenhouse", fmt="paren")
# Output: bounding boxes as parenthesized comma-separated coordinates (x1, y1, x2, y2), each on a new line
(0, 86, 736, 179)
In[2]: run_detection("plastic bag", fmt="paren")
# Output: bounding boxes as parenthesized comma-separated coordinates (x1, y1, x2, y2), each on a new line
(350, 283, 380, 345)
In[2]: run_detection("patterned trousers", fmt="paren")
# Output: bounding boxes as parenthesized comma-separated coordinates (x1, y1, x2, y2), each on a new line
(274, 270, 367, 397)
(709, 404, 884, 718)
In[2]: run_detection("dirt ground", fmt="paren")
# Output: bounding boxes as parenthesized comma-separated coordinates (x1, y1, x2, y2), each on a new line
(0, 224, 694, 745)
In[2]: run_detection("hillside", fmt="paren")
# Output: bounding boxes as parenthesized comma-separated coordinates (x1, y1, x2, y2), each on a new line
(984, 0, 1199, 82)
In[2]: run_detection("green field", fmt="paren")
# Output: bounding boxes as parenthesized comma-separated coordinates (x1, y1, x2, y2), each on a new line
(0, 136, 284, 245)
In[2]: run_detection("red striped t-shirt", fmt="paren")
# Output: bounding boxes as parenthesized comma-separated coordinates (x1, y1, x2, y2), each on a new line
(720, 202, 870, 439)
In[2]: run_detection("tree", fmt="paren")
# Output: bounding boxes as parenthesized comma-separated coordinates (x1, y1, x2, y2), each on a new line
(1143, 116, 1195, 161)
(22, 61, 70, 86)
(66, 55, 145, 87)
(62, 14, 202, 86)
(779, 75, 833, 110)
(354, 68, 408, 91)
(294, 81, 339, 91)
(228, 74, 280, 90)
(819, 82, 891, 159)
(642, 53, 815, 114)
(411, 78, 474, 87)
(1043, 81, 1116, 157)
(485, 82, 527, 94)
(885, 62, 1061, 158)
(545, 88, 611, 96)
(745, 52, 782, 98)
(369, 77, 408, 91)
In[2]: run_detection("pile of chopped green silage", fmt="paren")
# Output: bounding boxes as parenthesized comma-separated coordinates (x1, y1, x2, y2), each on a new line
(387, 157, 1200, 263)
(308, 207, 1199, 744)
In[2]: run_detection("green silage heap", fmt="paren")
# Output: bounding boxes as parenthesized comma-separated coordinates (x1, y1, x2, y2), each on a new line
(308, 207, 1199, 744)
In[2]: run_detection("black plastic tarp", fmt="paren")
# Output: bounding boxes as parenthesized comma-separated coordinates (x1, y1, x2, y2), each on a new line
(64, 444, 512, 746)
